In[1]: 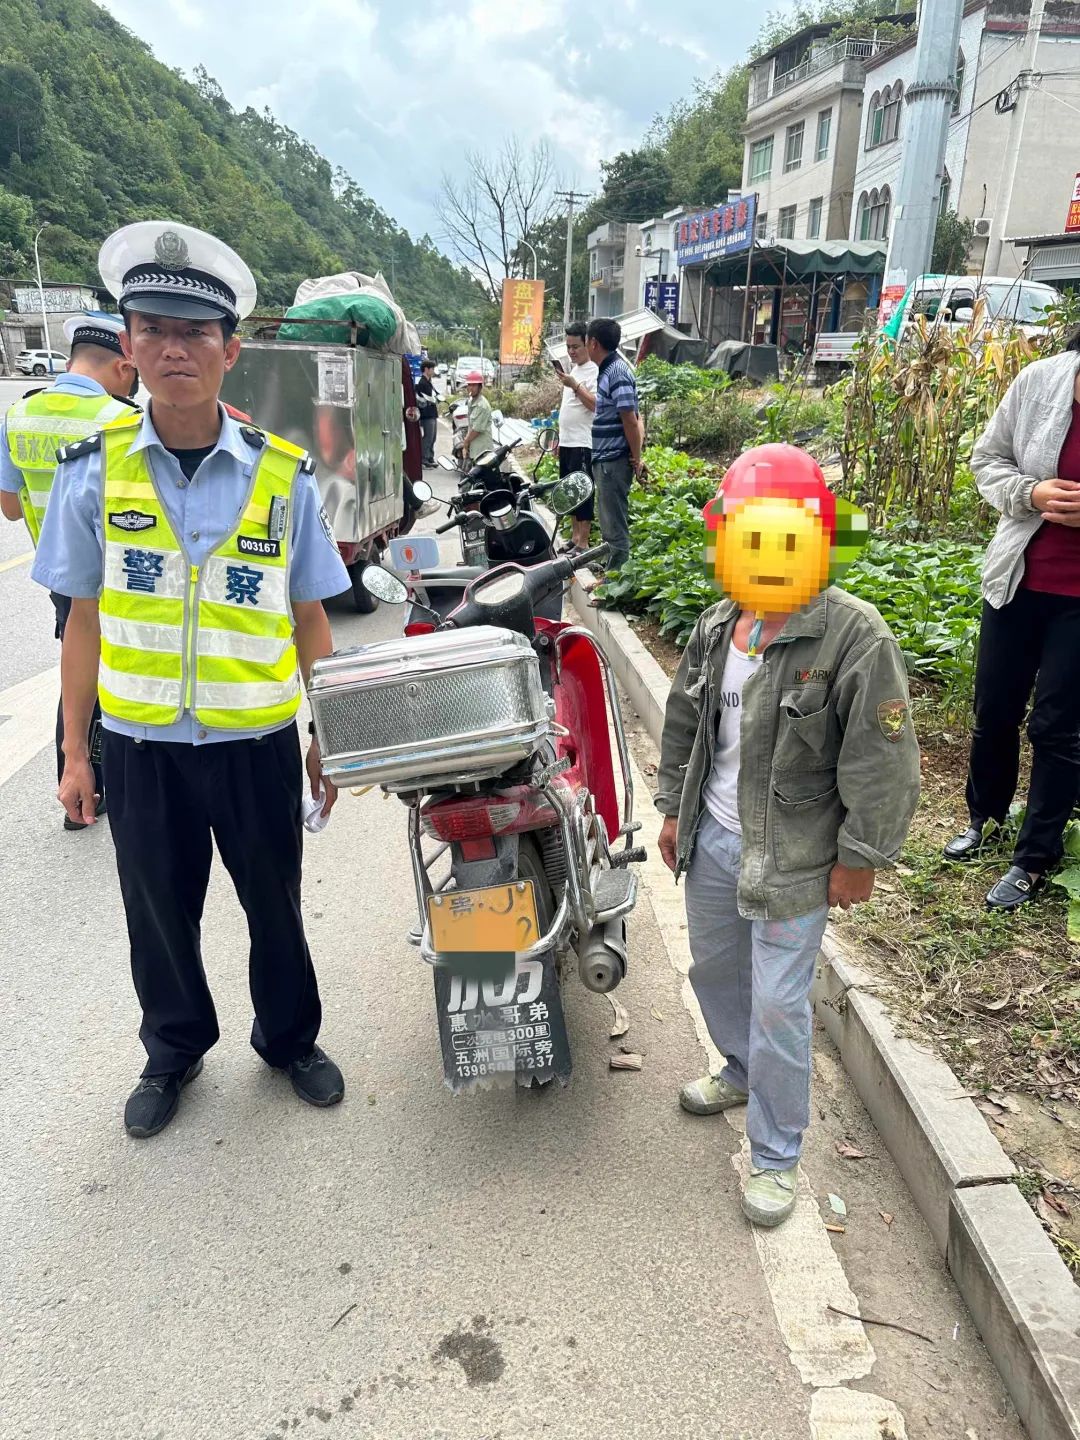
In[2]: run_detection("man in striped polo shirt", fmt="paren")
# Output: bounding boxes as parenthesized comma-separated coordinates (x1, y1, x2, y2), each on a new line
(586, 317, 642, 573)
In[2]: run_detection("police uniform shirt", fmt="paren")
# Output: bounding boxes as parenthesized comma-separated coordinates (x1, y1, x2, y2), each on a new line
(0, 372, 112, 496)
(32, 403, 350, 746)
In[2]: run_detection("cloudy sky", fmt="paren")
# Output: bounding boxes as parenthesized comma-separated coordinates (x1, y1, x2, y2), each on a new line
(99, 0, 797, 249)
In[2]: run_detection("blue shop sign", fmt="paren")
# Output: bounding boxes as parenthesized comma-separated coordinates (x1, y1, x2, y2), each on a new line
(676, 196, 757, 266)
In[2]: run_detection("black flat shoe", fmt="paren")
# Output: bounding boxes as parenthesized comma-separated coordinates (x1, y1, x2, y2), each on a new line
(125, 1057, 204, 1138)
(985, 865, 1045, 912)
(943, 821, 993, 862)
(284, 1046, 345, 1108)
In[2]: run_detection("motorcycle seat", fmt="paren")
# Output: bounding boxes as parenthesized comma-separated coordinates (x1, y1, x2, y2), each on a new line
(416, 566, 487, 584)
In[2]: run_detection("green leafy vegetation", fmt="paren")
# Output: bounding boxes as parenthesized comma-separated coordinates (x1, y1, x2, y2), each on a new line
(0, 0, 489, 327)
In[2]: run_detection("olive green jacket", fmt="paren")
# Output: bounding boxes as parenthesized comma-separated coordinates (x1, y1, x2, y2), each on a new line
(655, 587, 921, 919)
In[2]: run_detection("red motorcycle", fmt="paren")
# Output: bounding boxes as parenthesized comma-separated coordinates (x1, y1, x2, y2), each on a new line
(308, 478, 645, 1091)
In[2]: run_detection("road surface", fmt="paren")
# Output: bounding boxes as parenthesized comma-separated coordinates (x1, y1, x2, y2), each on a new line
(0, 391, 1022, 1440)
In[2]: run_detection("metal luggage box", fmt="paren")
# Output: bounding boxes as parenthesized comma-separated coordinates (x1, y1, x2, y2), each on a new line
(221, 341, 402, 546)
(309, 626, 550, 788)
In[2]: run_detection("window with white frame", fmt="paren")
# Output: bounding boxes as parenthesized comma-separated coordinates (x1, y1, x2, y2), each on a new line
(952, 48, 965, 115)
(749, 136, 774, 182)
(867, 83, 903, 148)
(778, 205, 797, 239)
(755, 210, 768, 241)
(783, 121, 804, 173)
(816, 109, 832, 162)
(856, 186, 891, 241)
(807, 197, 823, 239)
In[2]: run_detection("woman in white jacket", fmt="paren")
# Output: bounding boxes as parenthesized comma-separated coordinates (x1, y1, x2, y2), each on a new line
(944, 329, 1080, 910)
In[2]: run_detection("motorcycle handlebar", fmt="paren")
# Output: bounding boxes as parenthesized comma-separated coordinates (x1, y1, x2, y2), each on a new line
(435, 515, 463, 535)
(572, 544, 610, 571)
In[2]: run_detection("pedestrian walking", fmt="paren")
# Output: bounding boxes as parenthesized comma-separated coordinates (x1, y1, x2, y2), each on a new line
(555, 321, 598, 556)
(944, 327, 1080, 910)
(1, 313, 139, 829)
(461, 371, 493, 463)
(655, 446, 920, 1228)
(417, 359, 439, 468)
(32, 221, 351, 1138)
(585, 317, 642, 574)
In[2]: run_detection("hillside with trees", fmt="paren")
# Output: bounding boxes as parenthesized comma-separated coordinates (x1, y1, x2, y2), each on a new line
(0, 0, 488, 326)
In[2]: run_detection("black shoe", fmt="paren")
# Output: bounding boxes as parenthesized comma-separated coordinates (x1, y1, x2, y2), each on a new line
(284, 1045, 345, 1107)
(943, 820, 992, 862)
(124, 1057, 204, 1138)
(985, 865, 1046, 912)
(64, 796, 107, 832)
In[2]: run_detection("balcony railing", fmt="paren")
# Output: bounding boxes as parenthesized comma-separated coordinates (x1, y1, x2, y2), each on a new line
(751, 36, 885, 106)
(590, 265, 624, 290)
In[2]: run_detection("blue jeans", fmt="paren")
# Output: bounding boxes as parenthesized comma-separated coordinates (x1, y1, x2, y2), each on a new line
(685, 813, 828, 1169)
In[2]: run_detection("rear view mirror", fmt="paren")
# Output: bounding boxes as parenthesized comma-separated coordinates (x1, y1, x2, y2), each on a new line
(550, 471, 593, 516)
(412, 479, 433, 504)
(361, 566, 408, 605)
(491, 410, 505, 425)
(437, 456, 458, 472)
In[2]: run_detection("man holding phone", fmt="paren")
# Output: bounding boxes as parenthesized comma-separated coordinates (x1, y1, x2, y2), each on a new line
(555, 321, 598, 556)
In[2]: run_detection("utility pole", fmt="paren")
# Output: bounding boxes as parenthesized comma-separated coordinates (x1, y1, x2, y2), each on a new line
(555, 190, 590, 325)
(882, 0, 964, 294)
(33, 224, 55, 375)
(984, 0, 1045, 275)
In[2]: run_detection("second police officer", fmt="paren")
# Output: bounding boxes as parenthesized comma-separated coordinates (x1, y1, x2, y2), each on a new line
(32, 221, 351, 1138)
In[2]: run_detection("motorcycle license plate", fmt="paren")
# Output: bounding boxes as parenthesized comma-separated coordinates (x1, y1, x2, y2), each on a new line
(428, 882, 540, 955)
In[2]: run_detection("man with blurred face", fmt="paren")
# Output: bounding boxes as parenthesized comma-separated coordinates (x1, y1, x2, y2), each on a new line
(32, 221, 351, 1139)
(555, 321, 598, 556)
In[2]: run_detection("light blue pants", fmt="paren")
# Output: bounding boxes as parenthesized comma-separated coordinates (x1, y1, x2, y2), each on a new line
(685, 813, 828, 1170)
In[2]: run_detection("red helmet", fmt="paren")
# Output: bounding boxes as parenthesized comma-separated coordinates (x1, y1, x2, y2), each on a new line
(704, 443, 836, 538)
(465, 371, 484, 385)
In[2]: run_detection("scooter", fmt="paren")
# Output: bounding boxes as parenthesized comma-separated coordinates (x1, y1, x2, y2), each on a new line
(307, 476, 646, 1093)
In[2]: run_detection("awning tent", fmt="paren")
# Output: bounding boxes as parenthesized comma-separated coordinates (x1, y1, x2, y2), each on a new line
(703, 239, 887, 288)
(545, 307, 701, 367)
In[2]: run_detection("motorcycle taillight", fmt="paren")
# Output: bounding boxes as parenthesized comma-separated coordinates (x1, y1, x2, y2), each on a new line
(421, 799, 521, 841)
(420, 787, 560, 841)
(405, 621, 436, 636)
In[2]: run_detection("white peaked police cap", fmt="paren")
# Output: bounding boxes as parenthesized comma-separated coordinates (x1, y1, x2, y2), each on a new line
(62, 312, 126, 356)
(98, 221, 257, 323)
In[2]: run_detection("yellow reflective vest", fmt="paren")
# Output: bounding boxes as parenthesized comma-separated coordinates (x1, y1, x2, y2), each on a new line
(96, 414, 306, 732)
(5, 386, 133, 545)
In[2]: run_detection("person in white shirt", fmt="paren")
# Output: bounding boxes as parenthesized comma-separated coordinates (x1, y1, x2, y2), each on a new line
(555, 321, 599, 555)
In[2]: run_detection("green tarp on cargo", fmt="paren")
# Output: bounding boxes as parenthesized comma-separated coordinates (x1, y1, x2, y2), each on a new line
(278, 293, 398, 346)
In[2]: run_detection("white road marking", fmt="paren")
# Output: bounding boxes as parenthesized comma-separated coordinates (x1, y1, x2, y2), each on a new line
(622, 737, 908, 1431)
(0, 550, 33, 573)
(0, 664, 60, 788)
(810, 1388, 908, 1438)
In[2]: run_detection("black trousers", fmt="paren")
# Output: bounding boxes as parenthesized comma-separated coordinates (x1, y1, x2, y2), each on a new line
(51, 593, 103, 796)
(966, 589, 1080, 871)
(421, 413, 438, 465)
(102, 725, 322, 1076)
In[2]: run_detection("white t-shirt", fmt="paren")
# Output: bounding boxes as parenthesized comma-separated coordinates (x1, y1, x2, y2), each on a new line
(702, 643, 763, 834)
(558, 360, 599, 449)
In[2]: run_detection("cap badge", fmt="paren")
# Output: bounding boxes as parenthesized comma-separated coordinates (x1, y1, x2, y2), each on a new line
(154, 230, 190, 271)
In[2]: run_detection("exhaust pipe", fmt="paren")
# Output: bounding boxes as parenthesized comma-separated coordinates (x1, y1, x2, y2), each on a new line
(576, 917, 627, 994)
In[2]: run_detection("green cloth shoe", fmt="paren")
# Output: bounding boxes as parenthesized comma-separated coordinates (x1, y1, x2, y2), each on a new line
(678, 1073, 749, 1116)
(741, 1164, 799, 1227)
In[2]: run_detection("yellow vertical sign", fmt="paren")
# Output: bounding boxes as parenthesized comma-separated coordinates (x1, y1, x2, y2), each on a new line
(499, 279, 546, 366)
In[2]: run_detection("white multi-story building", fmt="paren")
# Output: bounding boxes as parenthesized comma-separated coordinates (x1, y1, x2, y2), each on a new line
(741, 18, 915, 245)
(850, 0, 1080, 276)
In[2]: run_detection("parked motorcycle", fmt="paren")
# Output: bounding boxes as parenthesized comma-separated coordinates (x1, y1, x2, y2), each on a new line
(308, 475, 646, 1093)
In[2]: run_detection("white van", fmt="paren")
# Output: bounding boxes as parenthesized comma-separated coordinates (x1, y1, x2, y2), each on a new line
(887, 274, 1060, 342)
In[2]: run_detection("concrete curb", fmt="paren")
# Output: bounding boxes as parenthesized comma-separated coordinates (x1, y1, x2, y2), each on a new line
(569, 577, 1080, 1440)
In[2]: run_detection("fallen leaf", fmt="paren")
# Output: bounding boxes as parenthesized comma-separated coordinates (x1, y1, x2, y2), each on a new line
(880, 1211, 894, 1227)
(609, 1053, 643, 1071)
(1042, 1188, 1071, 1218)
(1035, 1195, 1062, 1235)
(642, 762, 658, 777)
(828, 1193, 847, 1218)
(975, 1099, 1007, 1126)
(974, 995, 1012, 1013)
(650, 1007, 665, 1023)
(835, 1141, 868, 1160)
(825, 1224, 846, 1235)
(607, 995, 630, 1038)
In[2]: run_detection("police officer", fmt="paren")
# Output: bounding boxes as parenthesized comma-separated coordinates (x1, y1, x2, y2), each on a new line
(1, 313, 139, 828)
(32, 221, 351, 1138)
